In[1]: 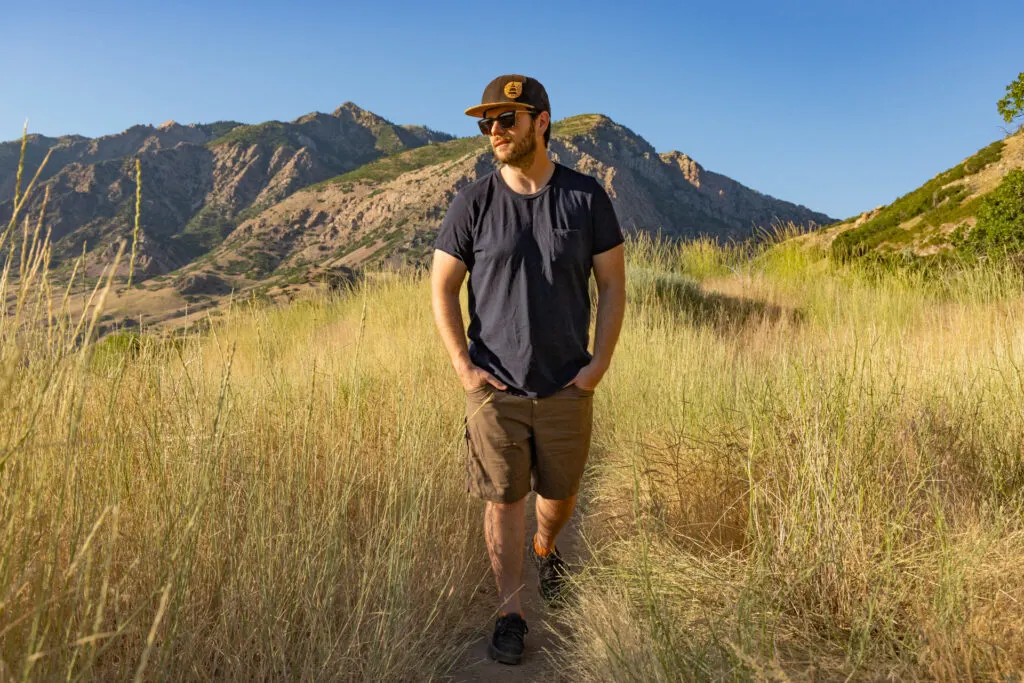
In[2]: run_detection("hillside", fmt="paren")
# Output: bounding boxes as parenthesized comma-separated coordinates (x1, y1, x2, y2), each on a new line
(2, 108, 832, 333)
(806, 127, 1024, 260)
(0, 120, 242, 201)
(169, 113, 831, 299)
(0, 103, 452, 278)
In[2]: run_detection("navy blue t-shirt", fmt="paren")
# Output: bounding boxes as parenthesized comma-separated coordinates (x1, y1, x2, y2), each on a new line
(433, 162, 624, 398)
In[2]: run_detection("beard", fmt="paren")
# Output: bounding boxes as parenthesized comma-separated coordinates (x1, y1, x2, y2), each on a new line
(492, 118, 538, 168)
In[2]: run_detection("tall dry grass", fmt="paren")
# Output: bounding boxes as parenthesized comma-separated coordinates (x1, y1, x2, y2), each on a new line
(562, 232, 1024, 680)
(1, 137, 491, 680)
(6, 126, 1024, 680)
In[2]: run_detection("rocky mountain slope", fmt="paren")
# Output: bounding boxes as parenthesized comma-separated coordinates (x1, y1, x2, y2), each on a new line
(3, 106, 833, 333)
(0, 119, 241, 202)
(174, 113, 831, 295)
(0, 103, 452, 276)
(554, 115, 829, 239)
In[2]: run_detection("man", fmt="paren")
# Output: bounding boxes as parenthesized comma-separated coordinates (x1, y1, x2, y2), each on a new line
(430, 74, 626, 666)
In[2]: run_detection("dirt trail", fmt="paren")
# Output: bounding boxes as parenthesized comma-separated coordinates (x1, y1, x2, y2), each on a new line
(447, 495, 585, 683)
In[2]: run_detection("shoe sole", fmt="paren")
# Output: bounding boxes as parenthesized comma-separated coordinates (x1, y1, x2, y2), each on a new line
(488, 642, 523, 665)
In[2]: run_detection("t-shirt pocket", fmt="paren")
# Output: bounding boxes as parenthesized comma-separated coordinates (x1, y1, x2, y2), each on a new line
(550, 215, 589, 264)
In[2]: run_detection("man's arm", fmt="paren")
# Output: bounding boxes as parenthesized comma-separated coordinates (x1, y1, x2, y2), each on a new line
(567, 244, 626, 390)
(430, 249, 508, 391)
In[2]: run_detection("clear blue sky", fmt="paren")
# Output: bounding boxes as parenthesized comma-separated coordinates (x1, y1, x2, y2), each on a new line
(6, 0, 1023, 219)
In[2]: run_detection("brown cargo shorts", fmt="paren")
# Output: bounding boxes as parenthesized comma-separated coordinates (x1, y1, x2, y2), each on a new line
(463, 383, 594, 503)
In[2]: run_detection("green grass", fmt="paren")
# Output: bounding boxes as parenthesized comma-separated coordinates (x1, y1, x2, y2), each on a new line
(312, 136, 490, 189)
(206, 117, 427, 158)
(247, 249, 275, 275)
(222, 258, 252, 276)
(551, 114, 608, 139)
(206, 121, 296, 149)
(170, 204, 236, 258)
(372, 124, 406, 155)
(963, 138, 1005, 173)
(201, 120, 244, 139)
(286, 113, 610, 194)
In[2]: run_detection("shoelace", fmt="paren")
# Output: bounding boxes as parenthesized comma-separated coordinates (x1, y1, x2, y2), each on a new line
(539, 549, 568, 574)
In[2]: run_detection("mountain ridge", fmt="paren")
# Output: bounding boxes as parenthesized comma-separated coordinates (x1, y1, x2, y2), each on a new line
(0, 103, 453, 277)
(2, 104, 834, 332)
(178, 111, 831, 294)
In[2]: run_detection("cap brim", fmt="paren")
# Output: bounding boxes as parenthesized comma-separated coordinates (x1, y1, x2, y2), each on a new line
(464, 101, 537, 118)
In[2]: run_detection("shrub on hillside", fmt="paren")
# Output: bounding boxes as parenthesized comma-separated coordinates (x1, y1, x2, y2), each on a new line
(955, 169, 1024, 255)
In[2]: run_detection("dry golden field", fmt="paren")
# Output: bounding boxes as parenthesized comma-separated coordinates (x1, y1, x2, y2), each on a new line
(3, 157, 1024, 680)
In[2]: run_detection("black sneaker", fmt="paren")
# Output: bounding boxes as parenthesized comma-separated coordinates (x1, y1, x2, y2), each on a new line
(488, 613, 528, 665)
(530, 543, 572, 606)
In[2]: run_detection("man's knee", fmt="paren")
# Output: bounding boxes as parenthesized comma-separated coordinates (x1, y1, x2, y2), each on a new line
(486, 495, 528, 513)
(535, 493, 576, 506)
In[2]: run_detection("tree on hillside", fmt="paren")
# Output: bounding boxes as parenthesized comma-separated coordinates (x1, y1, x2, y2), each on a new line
(997, 72, 1024, 125)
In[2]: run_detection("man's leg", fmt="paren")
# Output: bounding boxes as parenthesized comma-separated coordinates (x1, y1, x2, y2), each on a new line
(484, 497, 527, 615)
(532, 384, 594, 552)
(534, 493, 576, 553)
(465, 386, 533, 616)
(529, 385, 593, 604)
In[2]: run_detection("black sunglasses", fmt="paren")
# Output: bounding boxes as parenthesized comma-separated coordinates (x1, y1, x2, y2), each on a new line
(477, 109, 534, 136)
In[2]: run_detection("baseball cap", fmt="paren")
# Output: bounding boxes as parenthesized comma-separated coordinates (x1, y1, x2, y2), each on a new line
(464, 75, 550, 118)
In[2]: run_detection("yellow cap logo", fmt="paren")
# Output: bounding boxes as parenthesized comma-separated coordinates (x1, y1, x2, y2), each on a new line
(504, 81, 523, 99)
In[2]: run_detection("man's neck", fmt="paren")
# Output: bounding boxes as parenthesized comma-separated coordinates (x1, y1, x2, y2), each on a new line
(500, 153, 555, 195)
